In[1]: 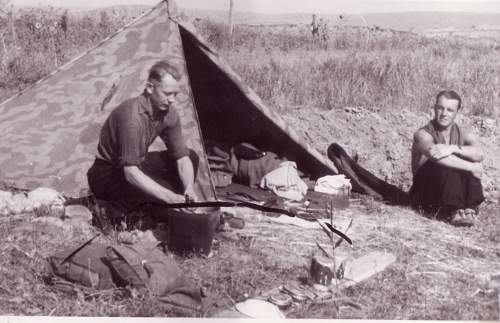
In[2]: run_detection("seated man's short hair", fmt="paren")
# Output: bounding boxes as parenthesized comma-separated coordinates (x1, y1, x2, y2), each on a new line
(436, 90, 462, 110)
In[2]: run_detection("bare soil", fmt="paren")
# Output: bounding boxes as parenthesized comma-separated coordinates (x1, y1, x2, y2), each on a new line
(284, 105, 500, 201)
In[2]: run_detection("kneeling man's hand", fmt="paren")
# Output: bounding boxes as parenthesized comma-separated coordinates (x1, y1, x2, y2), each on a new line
(429, 144, 456, 160)
(165, 193, 186, 204)
(184, 186, 199, 203)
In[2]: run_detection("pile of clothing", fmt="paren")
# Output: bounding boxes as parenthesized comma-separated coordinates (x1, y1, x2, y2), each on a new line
(207, 142, 351, 202)
(207, 142, 308, 201)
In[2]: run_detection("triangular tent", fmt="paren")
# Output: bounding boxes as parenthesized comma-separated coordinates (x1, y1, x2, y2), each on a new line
(0, 0, 335, 200)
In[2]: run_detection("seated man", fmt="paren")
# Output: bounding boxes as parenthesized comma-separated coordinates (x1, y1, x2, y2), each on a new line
(87, 60, 198, 230)
(410, 90, 484, 226)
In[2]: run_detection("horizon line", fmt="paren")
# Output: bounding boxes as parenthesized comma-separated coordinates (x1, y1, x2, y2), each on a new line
(8, 3, 500, 16)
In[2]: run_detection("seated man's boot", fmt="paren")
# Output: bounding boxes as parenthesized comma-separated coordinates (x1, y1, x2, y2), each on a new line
(449, 209, 475, 227)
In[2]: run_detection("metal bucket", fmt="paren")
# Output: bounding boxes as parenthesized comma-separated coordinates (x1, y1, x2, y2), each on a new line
(167, 207, 221, 256)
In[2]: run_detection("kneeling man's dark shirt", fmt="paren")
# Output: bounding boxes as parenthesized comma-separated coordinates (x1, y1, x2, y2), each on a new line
(96, 92, 188, 167)
(87, 93, 189, 203)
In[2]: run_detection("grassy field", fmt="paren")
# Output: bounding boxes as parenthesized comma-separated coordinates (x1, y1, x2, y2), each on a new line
(1, 9, 500, 117)
(0, 6, 125, 99)
(0, 7, 499, 319)
(1, 197, 499, 319)
(195, 19, 500, 117)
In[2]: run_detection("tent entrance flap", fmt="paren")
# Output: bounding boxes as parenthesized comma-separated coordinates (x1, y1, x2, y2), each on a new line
(178, 25, 334, 180)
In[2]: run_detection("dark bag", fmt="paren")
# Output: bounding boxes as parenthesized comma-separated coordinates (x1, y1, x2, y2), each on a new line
(105, 242, 186, 296)
(105, 242, 203, 310)
(47, 242, 115, 290)
(47, 239, 204, 310)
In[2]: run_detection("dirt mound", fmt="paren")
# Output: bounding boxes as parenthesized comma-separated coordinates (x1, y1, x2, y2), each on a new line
(284, 106, 500, 201)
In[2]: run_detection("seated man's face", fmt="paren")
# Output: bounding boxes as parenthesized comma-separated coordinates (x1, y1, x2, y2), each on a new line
(434, 97, 460, 128)
(149, 73, 180, 112)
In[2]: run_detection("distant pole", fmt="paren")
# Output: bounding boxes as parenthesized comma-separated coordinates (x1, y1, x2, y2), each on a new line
(311, 14, 319, 37)
(358, 14, 368, 27)
(228, 0, 234, 36)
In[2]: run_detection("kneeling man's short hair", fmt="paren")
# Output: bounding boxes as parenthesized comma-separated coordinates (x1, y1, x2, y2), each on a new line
(148, 60, 181, 83)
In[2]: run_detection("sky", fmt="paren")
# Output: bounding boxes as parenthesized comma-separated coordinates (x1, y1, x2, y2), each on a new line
(6, 0, 500, 14)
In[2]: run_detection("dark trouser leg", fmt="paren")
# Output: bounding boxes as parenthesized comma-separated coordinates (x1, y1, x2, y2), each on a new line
(140, 149, 199, 195)
(86, 150, 199, 216)
(409, 161, 484, 216)
(86, 159, 128, 201)
(87, 159, 130, 228)
(464, 173, 484, 210)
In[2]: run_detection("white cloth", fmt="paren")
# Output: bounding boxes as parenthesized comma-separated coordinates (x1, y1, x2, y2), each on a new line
(27, 187, 65, 207)
(314, 175, 352, 195)
(259, 161, 308, 201)
(0, 187, 65, 216)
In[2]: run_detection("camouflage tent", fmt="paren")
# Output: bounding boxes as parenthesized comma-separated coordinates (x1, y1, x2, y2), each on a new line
(0, 0, 335, 200)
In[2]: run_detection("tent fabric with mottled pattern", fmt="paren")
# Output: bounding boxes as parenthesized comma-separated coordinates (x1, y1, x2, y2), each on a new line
(0, 0, 336, 200)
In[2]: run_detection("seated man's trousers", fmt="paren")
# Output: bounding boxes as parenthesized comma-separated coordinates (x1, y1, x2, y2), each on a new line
(409, 161, 484, 214)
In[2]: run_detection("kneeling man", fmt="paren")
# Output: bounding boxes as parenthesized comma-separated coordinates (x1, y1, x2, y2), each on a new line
(410, 90, 484, 226)
(87, 60, 198, 228)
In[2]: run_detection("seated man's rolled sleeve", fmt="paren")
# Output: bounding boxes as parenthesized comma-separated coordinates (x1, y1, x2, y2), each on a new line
(161, 116, 189, 160)
(118, 122, 145, 166)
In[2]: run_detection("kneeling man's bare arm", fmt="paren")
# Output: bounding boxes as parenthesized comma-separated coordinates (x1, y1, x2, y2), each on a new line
(123, 166, 185, 204)
(176, 155, 198, 201)
(413, 129, 482, 177)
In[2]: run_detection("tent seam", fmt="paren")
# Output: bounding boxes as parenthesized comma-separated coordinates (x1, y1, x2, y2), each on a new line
(176, 24, 218, 201)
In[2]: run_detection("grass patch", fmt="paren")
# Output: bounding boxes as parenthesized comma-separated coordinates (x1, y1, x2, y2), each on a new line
(2, 197, 498, 318)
